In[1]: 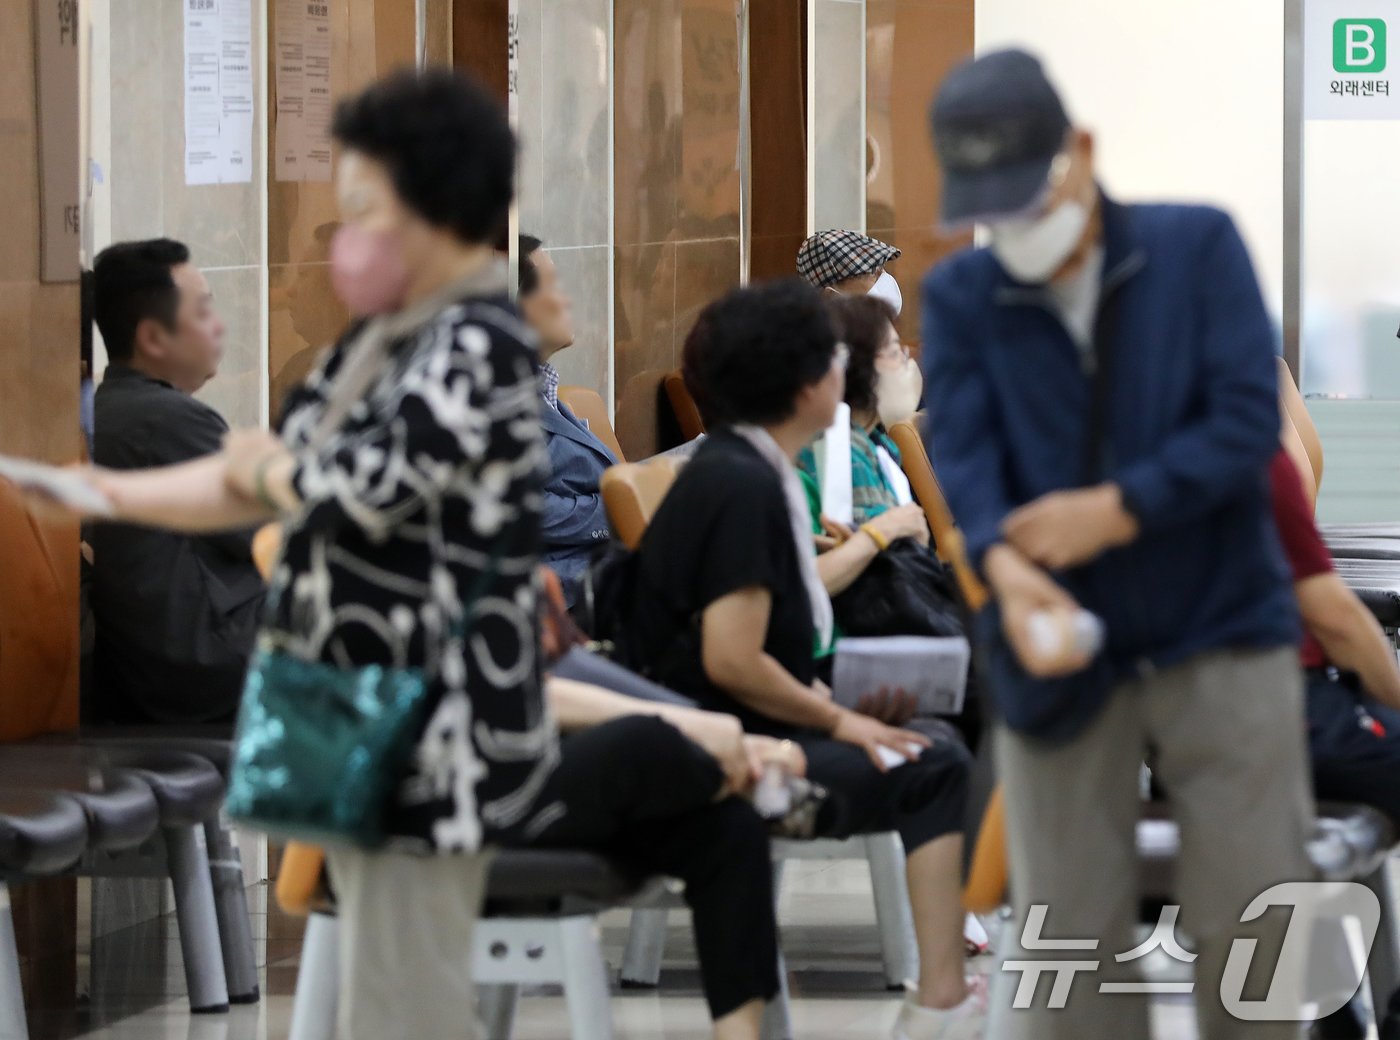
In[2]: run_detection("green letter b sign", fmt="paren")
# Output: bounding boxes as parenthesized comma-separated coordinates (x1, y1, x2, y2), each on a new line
(1334, 19, 1387, 73)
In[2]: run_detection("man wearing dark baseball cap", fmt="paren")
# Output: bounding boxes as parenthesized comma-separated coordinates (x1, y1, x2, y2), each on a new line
(922, 50, 1310, 1039)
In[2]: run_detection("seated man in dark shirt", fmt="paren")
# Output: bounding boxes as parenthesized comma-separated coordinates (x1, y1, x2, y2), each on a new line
(89, 238, 263, 725)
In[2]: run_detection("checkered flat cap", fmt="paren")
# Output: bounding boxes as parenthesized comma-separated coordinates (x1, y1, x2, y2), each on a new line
(796, 230, 901, 289)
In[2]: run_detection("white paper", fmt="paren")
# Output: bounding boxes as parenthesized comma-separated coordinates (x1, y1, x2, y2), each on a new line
(875, 444, 913, 507)
(818, 404, 854, 527)
(831, 636, 970, 717)
(875, 744, 925, 770)
(0, 456, 113, 516)
(219, 0, 255, 182)
(1136, 819, 1179, 857)
(1305, 1, 1400, 121)
(183, 0, 254, 185)
(275, 0, 333, 182)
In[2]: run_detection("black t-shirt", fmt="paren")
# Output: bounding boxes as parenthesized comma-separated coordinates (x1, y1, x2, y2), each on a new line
(91, 366, 264, 725)
(629, 430, 815, 736)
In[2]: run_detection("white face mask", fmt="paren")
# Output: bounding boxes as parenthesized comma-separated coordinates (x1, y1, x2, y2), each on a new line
(866, 270, 903, 317)
(875, 357, 923, 428)
(988, 197, 1091, 284)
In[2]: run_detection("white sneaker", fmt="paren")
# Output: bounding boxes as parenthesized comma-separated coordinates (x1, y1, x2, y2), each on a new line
(963, 911, 990, 956)
(891, 977, 988, 1040)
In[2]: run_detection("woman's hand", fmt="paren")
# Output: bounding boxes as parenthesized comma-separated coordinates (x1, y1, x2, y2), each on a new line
(223, 429, 292, 503)
(814, 515, 856, 554)
(867, 503, 930, 548)
(674, 711, 762, 797)
(830, 709, 931, 771)
(745, 736, 807, 780)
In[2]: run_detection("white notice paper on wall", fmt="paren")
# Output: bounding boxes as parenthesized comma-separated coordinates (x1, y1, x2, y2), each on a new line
(183, 0, 254, 184)
(275, 0, 333, 182)
(1305, 0, 1400, 120)
(219, 0, 255, 181)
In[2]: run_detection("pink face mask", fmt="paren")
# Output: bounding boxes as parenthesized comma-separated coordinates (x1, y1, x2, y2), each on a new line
(330, 224, 411, 316)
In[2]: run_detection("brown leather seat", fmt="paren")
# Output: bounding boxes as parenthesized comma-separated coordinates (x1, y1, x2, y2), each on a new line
(0, 478, 80, 740)
(663, 371, 706, 443)
(252, 523, 282, 579)
(599, 458, 684, 551)
(886, 420, 988, 611)
(558, 385, 626, 462)
(614, 370, 669, 460)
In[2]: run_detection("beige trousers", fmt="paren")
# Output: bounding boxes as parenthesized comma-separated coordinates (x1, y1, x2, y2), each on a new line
(995, 647, 1314, 1040)
(325, 847, 494, 1040)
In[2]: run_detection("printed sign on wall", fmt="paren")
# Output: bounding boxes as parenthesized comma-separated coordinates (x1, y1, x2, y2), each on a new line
(184, 0, 255, 184)
(1306, 0, 1400, 119)
(274, 0, 333, 182)
(34, 0, 80, 282)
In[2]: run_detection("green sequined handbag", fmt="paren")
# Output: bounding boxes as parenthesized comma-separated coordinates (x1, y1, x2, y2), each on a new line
(225, 534, 512, 848)
(225, 649, 431, 847)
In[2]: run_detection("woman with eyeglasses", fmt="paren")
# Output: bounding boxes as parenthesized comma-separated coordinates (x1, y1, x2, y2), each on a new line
(798, 295, 933, 593)
(802, 295, 925, 522)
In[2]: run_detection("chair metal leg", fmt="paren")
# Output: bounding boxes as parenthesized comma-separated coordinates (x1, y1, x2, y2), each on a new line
(205, 819, 259, 1004)
(558, 916, 615, 1040)
(985, 909, 1016, 1040)
(620, 908, 668, 988)
(1365, 859, 1400, 1012)
(289, 913, 340, 1040)
(864, 832, 919, 990)
(478, 983, 520, 1040)
(165, 825, 230, 1013)
(761, 860, 792, 1040)
(1309, 912, 1365, 1011)
(0, 883, 29, 1040)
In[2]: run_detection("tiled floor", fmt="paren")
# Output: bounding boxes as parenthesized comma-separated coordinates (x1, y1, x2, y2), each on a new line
(20, 860, 1347, 1039)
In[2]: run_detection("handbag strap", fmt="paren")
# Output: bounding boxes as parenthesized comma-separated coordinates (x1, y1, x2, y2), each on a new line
(444, 530, 516, 642)
(307, 260, 511, 454)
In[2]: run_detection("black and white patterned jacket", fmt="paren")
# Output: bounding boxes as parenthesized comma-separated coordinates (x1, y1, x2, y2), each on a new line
(273, 291, 558, 853)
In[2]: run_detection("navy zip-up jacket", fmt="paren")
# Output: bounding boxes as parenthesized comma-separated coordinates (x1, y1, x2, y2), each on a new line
(922, 193, 1297, 737)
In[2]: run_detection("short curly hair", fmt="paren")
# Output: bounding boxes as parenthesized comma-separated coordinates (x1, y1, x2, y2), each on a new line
(333, 69, 515, 245)
(826, 294, 897, 415)
(682, 279, 838, 428)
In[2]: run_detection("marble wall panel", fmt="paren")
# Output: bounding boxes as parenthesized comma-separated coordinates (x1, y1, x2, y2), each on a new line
(865, 1, 973, 346)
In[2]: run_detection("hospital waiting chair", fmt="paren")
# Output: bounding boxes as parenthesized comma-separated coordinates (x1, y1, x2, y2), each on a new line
(886, 419, 987, 612)
(558, 385, 626, 462)
(0, 477, 256, 1018)
(663, 371, 706, 443)
(276, 842, 651, 1040)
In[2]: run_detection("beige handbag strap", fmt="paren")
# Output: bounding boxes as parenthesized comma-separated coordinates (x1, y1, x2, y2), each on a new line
(307, 258, 510, 453)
